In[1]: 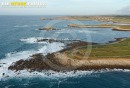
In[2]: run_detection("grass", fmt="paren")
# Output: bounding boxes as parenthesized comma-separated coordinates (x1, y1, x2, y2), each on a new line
(65, 38, 130, 60)
(66, 16, 130, 23)
(112, 16, 130, 23)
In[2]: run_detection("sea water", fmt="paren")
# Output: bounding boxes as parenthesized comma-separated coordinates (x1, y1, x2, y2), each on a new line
(0, 16, 130, 88)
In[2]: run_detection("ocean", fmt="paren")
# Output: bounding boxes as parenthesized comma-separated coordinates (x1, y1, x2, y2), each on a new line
(0, 15, 130, 88)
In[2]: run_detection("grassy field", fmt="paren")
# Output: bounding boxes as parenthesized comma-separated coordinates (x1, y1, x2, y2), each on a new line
(65, 38, 130, 60)
(41, 15, 130, 24)
(65, 16, 130, 23)
(112, 16, 130, 23)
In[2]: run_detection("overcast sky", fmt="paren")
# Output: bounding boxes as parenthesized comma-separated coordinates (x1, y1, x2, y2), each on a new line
(0, 0, 130, 15)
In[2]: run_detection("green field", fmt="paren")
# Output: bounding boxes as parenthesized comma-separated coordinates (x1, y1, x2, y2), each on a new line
(65, 16, 130, 23)
(65, 38, 130, 60)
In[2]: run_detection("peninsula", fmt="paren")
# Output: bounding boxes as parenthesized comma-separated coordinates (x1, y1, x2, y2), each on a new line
(8, 38, 130, 71)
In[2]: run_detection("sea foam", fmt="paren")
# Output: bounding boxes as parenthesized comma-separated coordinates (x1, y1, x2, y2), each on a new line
(14, 25, 30, 28)
(20, 37, 44, 44)
(0, 41, 66, 80)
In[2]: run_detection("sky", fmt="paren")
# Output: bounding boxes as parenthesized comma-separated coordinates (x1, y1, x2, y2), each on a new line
(0, 0, 130, 15)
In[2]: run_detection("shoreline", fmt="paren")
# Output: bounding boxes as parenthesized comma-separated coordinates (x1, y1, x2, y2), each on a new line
(8, 38, 130, 72)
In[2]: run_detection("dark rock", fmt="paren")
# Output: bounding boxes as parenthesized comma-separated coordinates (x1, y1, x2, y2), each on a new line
(8, 54, 51, 71)
(39, 27, 58, 30)
(2, 73, 5, 76)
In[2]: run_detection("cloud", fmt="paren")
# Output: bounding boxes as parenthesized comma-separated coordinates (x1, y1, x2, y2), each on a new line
(0, 0, 130, 15)
(118, 6, 130, 15)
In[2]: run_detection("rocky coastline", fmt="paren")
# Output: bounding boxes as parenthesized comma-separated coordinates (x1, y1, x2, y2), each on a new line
(8, 38, 130, 72)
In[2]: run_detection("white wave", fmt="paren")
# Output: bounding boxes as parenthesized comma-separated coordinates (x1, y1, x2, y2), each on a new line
(1, 68, 130, 81)
(14, 24, 39, 28)
(0, 70, 95, 81)
(20, 37, 67, 44)
(99, 68, 130, 73)
(0, 41, 66, 80)
(35, 29, 39, 30)
(20, 37, 44, 44)
(32, 25, 39, 27)
(0, 50, 36, 80)
(20, 37, 80, 44)
(37, 42, 65, 55)
(14, 25, 29, 28)
(21, 37, 65, 55)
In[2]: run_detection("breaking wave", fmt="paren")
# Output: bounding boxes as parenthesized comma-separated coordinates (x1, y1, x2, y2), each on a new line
(14, 25, 30, 28)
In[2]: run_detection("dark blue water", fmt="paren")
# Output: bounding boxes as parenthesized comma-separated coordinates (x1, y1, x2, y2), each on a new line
(0, 16, 130, 88)
(0, 71, 130, 88)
